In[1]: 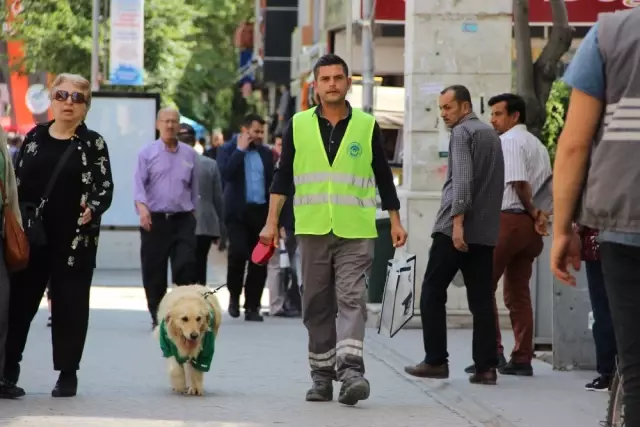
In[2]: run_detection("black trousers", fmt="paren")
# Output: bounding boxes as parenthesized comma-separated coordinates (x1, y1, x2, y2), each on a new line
(600, 242, 640, 426)
(4, 247, 94, 382)
(140, 212, 197, 323)
(420, 232, 498, 372)
(226, 203, 268, 312)
(585, 260, 617, 376)
(195, 235, 216, 285)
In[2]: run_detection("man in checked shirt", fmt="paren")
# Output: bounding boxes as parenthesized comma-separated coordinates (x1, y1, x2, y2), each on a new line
(405, 85, 505, 385)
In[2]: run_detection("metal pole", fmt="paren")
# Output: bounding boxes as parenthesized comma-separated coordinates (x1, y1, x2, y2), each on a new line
(91, 0, 101, 91)
(362, 0, 374, 114)
(345, 0, 352, 77)
(102, 0, 109, 82)
(312, 0, 321, 44)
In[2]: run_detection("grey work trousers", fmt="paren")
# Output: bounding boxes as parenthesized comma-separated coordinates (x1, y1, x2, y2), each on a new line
(298, 233, 374, 383)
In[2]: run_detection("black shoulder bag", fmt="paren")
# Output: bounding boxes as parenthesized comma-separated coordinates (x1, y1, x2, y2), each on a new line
(19, 142, 78, 248)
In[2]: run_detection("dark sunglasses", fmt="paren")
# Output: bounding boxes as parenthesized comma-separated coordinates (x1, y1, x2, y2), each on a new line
(53, 90, 87, 104)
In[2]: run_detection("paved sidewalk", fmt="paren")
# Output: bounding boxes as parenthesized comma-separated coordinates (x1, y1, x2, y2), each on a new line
(0, 287, 474, 427)
(368, 328, 610, 426)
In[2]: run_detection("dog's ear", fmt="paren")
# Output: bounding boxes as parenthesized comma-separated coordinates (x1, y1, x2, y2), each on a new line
(200, 309, 211, 333)
(164, 310, 172, 325)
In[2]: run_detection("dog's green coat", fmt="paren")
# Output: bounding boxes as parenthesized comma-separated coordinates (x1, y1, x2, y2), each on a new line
(159, 309, 216, 372)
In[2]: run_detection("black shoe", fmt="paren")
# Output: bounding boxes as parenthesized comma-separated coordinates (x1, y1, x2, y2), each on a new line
(469, 368, 498, 385)
(305, 382, 333, 402)
(228, 302, 240, 318)
(464, 354, 507, 374)
(245, 311, 264, 322)
(51, 371, 78, 398)
(338, 377, 370, 406)
(47, 316, 52, 327)
(274, 309, 301, 318)
(0, 379, 25, 399)
(499, 360, 533, 376)
(585, 375, 611, 392)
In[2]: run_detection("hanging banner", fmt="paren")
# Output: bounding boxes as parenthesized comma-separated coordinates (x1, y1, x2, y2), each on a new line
(529, 0, 640, 24)
(109, 0, 145, 86)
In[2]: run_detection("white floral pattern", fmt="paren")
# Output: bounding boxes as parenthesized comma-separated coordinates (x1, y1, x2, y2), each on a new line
(16, 123, 114, 268)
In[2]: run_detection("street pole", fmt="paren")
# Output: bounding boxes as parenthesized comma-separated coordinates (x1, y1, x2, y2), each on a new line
(91, 0, 101, 91)
(345, 0, 352, 77)
(361, 0, 375, 114)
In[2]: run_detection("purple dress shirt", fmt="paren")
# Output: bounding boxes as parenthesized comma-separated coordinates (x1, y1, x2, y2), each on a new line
(134, 139, 199, 213)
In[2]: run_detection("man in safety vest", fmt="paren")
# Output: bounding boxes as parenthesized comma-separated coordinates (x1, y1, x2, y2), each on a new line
(260, 53, 408, 406)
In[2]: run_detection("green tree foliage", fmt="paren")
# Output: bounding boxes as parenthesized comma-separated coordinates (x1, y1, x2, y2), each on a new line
(541, 80, 570, 165)
(2, 0, 253, 130)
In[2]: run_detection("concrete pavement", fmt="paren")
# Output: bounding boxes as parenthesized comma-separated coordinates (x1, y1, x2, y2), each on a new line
(0, 287, 475, 427)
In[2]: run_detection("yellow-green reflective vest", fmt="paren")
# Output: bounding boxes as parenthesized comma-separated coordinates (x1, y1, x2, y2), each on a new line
(292, 107, 377, 239)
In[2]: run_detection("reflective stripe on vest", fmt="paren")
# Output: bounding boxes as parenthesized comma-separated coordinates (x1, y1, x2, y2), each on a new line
(602, 97, 640, 142)
(294, 194, 377, 208)
(294, 172, 375, 189)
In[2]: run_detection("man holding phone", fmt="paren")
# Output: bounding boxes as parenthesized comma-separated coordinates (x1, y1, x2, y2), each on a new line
(216, 114, 274, 322)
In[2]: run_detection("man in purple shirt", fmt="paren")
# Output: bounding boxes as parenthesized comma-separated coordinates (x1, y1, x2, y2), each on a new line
(133, 107, 200, 328)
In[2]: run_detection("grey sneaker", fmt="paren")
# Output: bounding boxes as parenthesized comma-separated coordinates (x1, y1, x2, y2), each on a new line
(338, 377, 370, 406)
(305, 382, 333, 402)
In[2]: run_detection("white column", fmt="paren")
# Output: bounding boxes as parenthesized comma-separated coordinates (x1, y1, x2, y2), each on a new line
(401, 0, 512, 318)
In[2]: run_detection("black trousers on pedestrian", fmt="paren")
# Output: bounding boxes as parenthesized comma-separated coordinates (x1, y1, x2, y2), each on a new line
(226, 203, 268, 312)
(420, 232, 498, 372)
(140, 212, 197, 323)
(4, 247, 94, 383)
(195, 235, 216, 285)
(600, 242, 640, 426)
(585, 260, 617, 377)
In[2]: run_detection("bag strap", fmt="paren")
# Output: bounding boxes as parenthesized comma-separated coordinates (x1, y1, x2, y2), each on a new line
(39, 141, 77, 208)
(0, 177, 7, 206)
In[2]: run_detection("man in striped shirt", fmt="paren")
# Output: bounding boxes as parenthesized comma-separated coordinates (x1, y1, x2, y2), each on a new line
(464, 93, 551, 377)
(404, 85, 504, 385)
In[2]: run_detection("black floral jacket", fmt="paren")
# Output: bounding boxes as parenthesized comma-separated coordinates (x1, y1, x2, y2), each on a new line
(15, 121, 114, 267)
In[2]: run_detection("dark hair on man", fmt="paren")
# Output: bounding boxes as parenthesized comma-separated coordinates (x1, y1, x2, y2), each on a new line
(222, 129, 234, 141)
(242, 113, 265, 128)
(441, 85, 473, 109)
(313, 54, 349, 80)
(487, 93, 527, 124)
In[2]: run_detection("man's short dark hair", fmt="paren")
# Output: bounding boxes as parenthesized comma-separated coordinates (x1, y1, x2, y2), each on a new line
(441, 85, 473, 109)
(487, 93, 527, 124)
(177, 123, 196, 145)
(242, 113, 265, 128)
(313, 54, 349, 80)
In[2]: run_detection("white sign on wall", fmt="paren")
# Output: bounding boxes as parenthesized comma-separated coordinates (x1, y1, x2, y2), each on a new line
(109, 0, 145, 86)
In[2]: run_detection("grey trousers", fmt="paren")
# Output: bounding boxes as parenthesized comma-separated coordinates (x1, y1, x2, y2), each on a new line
(0, 229, 10, 376)
(298, 233, 374, 383)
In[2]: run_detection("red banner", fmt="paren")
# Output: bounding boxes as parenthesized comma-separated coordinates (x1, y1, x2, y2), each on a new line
(529, 0, 640, 24)
(360, 0, 404, 22)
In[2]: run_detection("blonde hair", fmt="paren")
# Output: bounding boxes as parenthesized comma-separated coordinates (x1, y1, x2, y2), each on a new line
(50, 73, 92, 107)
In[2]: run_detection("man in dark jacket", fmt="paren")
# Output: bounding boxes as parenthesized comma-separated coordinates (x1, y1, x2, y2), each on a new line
(216, 113, 274, 322)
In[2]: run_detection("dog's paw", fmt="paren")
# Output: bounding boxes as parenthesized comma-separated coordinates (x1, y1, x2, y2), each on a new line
(187, 386, 204, 396)
(172, 386, 188, 394)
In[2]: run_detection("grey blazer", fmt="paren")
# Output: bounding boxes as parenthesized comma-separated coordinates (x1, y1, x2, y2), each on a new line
(195, 155, 225, 238)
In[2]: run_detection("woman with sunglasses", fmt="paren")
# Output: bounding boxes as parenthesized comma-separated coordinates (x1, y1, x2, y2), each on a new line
(0, 74, 113, 399)
(0, 126, 21, 398)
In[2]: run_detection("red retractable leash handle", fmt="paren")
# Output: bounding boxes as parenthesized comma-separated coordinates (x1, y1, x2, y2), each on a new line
(251, 241, 276, 266)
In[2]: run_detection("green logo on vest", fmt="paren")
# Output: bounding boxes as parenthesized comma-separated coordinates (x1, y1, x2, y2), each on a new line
(348, 142, 362, 158)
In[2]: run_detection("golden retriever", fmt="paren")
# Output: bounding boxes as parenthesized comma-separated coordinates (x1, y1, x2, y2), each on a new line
(154, 284, 222, 396)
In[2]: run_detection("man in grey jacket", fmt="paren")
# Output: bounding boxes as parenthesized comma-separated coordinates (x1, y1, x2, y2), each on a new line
(178, 123, 225, 285)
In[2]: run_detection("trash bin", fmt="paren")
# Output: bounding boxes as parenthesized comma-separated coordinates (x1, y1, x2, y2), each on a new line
(367, 216, 395, 303)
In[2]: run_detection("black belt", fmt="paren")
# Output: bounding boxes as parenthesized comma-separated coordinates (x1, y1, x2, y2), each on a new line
(150, 211, 191, 220)
(502, 208, 527, 215)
